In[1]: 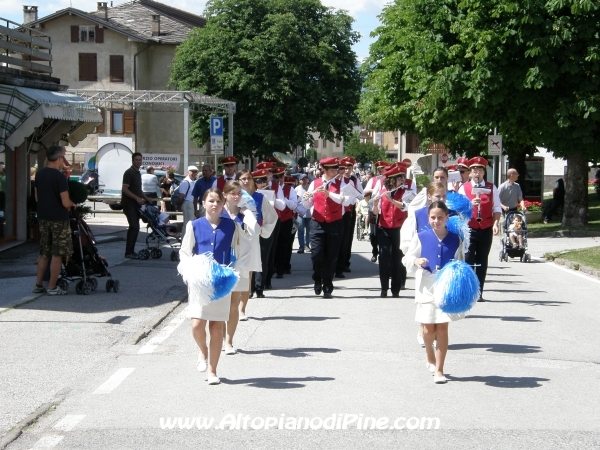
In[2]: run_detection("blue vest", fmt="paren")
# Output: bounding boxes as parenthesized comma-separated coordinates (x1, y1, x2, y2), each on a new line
(417, 229, 460, 273)
(192, 216, 235, 265)
(251, 191, 264, 226)
(415, 206, 431, 232)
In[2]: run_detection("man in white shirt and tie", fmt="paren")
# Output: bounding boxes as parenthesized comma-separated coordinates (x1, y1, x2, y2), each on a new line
(213, 156, 238, 190)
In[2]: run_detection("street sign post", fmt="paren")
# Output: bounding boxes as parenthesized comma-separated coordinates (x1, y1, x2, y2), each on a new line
(210, 117, 224, 155)
(488, 135, 502, 156)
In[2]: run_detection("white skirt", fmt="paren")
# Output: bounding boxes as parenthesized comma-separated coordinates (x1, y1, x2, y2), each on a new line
(232, 273, 250, 292)
(187, 293, 231, 321)
(415, 302, 465, 324)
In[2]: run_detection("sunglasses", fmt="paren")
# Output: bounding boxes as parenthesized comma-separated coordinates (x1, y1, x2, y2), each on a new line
(459, 170, 466, 174)
(255, 179, 267, 183)
(272, 175, 281, 179)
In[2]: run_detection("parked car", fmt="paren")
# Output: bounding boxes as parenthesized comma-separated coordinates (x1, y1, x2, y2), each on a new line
(100, 169, 184, 210)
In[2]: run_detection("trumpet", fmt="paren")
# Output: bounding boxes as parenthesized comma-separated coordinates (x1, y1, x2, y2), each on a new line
(302, 177, 336, 200)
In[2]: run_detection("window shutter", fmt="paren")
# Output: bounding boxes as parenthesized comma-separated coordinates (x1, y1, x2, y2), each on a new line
(90, 53, 97, 81)
(95, 26, 104, 43)
(109, 55, 124, 82)
(96, 109, 105, 133)
(79, 53, 97, 81)
(71, 26, 79, 42)
(123, 110, 135, 134)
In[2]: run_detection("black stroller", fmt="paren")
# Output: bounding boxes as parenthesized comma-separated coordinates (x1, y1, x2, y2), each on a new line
(499, 210, 531, 263)
(138, 204, 181, 261)
(58, 216, 119, 294)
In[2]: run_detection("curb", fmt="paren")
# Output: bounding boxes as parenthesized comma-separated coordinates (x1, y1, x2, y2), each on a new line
(0, 388, 71, 450)
(529, 230, 600, 238)
(0, 294, 44, 315)
(95, 235, 125, 244)
(129, 296, 187, 345)
(553, 258, 600, 279)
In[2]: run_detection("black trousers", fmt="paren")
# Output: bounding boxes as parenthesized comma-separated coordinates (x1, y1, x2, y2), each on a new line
(377, 226, 405, 293)
(266, 220, 281, 283)
(310, 218, 343, 291)
(123, 204, 140, 255)
(369, 214, 379, 258)
(465, 226, 494, 294)
(253, 233, 275, 294)
(346, 208, 357, 269)
(275, 218, 294, 275)
(335, 211, 353, 274)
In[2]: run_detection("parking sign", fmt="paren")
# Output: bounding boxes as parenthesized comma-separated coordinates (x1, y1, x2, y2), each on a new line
(210, 117, 224, 153)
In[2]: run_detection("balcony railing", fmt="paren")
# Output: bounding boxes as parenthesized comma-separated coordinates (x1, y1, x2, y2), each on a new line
(0, 16, 52, 74)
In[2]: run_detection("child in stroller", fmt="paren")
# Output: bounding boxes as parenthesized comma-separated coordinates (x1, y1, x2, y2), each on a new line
(138, 204, 181, 261)
(499, 210, 531, 263)
(58, 215, 119, 295)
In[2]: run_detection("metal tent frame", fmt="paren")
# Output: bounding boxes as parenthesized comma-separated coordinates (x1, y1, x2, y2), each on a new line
(67, 89, 236, 168)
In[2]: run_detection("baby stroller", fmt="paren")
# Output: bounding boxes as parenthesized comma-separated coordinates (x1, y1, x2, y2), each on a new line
(58, 216, 119, 294)
(499, 210, 531, 263)
(138, 204, 181, 261)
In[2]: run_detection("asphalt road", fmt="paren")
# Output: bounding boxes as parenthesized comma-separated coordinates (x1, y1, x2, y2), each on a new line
(1, 216, 600, 449)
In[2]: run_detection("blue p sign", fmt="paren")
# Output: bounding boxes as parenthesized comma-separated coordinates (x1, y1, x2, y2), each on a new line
(210, 117, 223, 136)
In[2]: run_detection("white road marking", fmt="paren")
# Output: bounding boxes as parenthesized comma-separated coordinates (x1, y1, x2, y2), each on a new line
(92, 368, 135, 394)
(53, 414, 86, 431)
(547, 261, 600, 284)
(29, 434, 64, 448)
(138, 308, 188, 354)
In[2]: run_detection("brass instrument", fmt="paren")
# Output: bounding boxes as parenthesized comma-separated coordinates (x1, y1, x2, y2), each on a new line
(471, 176, 491, 222)
(302, 177, 336, 200)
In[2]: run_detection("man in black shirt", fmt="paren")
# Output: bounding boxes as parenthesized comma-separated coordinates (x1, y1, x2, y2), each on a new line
(33, 146, 75, 295)
(122, 152, 153, 258)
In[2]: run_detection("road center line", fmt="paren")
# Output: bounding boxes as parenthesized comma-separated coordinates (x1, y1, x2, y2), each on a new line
(547, 261, 600, 284)
(53, 414, 86, 432)
(138, 308, 188, 354)
(29, 434, 64, 448)
(92, 368, 135, 394)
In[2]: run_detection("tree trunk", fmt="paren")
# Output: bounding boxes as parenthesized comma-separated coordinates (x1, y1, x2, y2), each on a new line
(562, 151, 588, 227)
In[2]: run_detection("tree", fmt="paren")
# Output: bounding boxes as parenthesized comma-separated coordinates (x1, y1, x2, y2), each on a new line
(343, 132, 387, 166)
(359, 0, 600, 226)
(170, 0, 362, 160)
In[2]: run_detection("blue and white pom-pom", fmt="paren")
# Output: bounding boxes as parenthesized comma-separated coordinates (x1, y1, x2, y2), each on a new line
(446, 215, 471, 253)
(446, 191, 473, 220)
(177, 252, 239, 305)
(433, 260, 480, 314)
(238, 190, 257, 214)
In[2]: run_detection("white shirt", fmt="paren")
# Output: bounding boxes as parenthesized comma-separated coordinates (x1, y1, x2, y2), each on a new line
(211, 173, 237, 188)
(141, 173, 159, 194)
(458, 181, 503, 214)
(179, 177, 196, 202)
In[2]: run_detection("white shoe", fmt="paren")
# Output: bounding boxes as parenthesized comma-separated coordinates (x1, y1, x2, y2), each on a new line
(196, 356, 208, 372)
(417, 334, 425, 346)
(426, 361, 436, 373)
(239, 315, 248, 321)
(224, 347, 237, 355)
(207, 376, 221, 385)
(434, 375, 447, 384)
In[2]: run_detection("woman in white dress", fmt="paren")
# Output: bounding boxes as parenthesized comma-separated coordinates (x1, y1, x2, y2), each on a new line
(222, 181, 259, 355)
(402, 201, 464, 384)
(179, 188, 249, 385)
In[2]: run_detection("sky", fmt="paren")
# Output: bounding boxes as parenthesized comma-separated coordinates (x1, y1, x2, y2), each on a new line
(0, 0, 386, 60)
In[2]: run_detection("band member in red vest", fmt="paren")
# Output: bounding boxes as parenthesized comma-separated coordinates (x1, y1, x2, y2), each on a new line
(364, 160, 390, 263)
(458, 157, 502, 302)
(335, 156, 364, 277)
(301, 157, 347, 298)
(270, 167, 299, 281)
(255, 162, 274, 188)
(373, 163, 411, 297)
(212, 156, 238, 190)
(456, 157, 471, 187)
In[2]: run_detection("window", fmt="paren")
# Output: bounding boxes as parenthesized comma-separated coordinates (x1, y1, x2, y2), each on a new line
(109, 55, 124, 82)
(394, 136, 399, 144)
(111, 110, 135, 134)
(80, 26, 95, 42)
(78, 53, 97, 81)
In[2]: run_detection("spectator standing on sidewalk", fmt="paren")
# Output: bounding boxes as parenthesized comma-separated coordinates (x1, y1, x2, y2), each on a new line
(122, 152, 153, 259)
(498, 169, 526, 214)
(141, 166, 160, 199)
(33, 145, 75, 295)
(179, 166, 198, 238)
(543, 177, 565, 224)
(295, 174, 311, 253)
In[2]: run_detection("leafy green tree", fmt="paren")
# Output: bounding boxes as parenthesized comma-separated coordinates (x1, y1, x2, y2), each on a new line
(170, 0, 362, 160)
(343, 132, 387, 166)
(359, 0, 599, 226)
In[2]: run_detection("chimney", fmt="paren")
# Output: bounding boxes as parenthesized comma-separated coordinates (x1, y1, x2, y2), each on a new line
(23, 6, 38, 24)
(97, 2, 108, 20)
(151, 14, 160, 36)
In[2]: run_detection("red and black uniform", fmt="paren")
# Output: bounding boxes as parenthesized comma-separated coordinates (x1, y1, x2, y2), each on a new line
(273, 183, 295, 278)
(309, 177, 344, 295)
(377, 184, 409, 296)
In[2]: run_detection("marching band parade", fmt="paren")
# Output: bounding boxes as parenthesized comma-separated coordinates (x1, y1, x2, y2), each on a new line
(179, 155, 483, 385)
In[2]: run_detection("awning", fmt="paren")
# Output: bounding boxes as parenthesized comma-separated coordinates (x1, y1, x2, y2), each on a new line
(0, 85, 102, 152)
